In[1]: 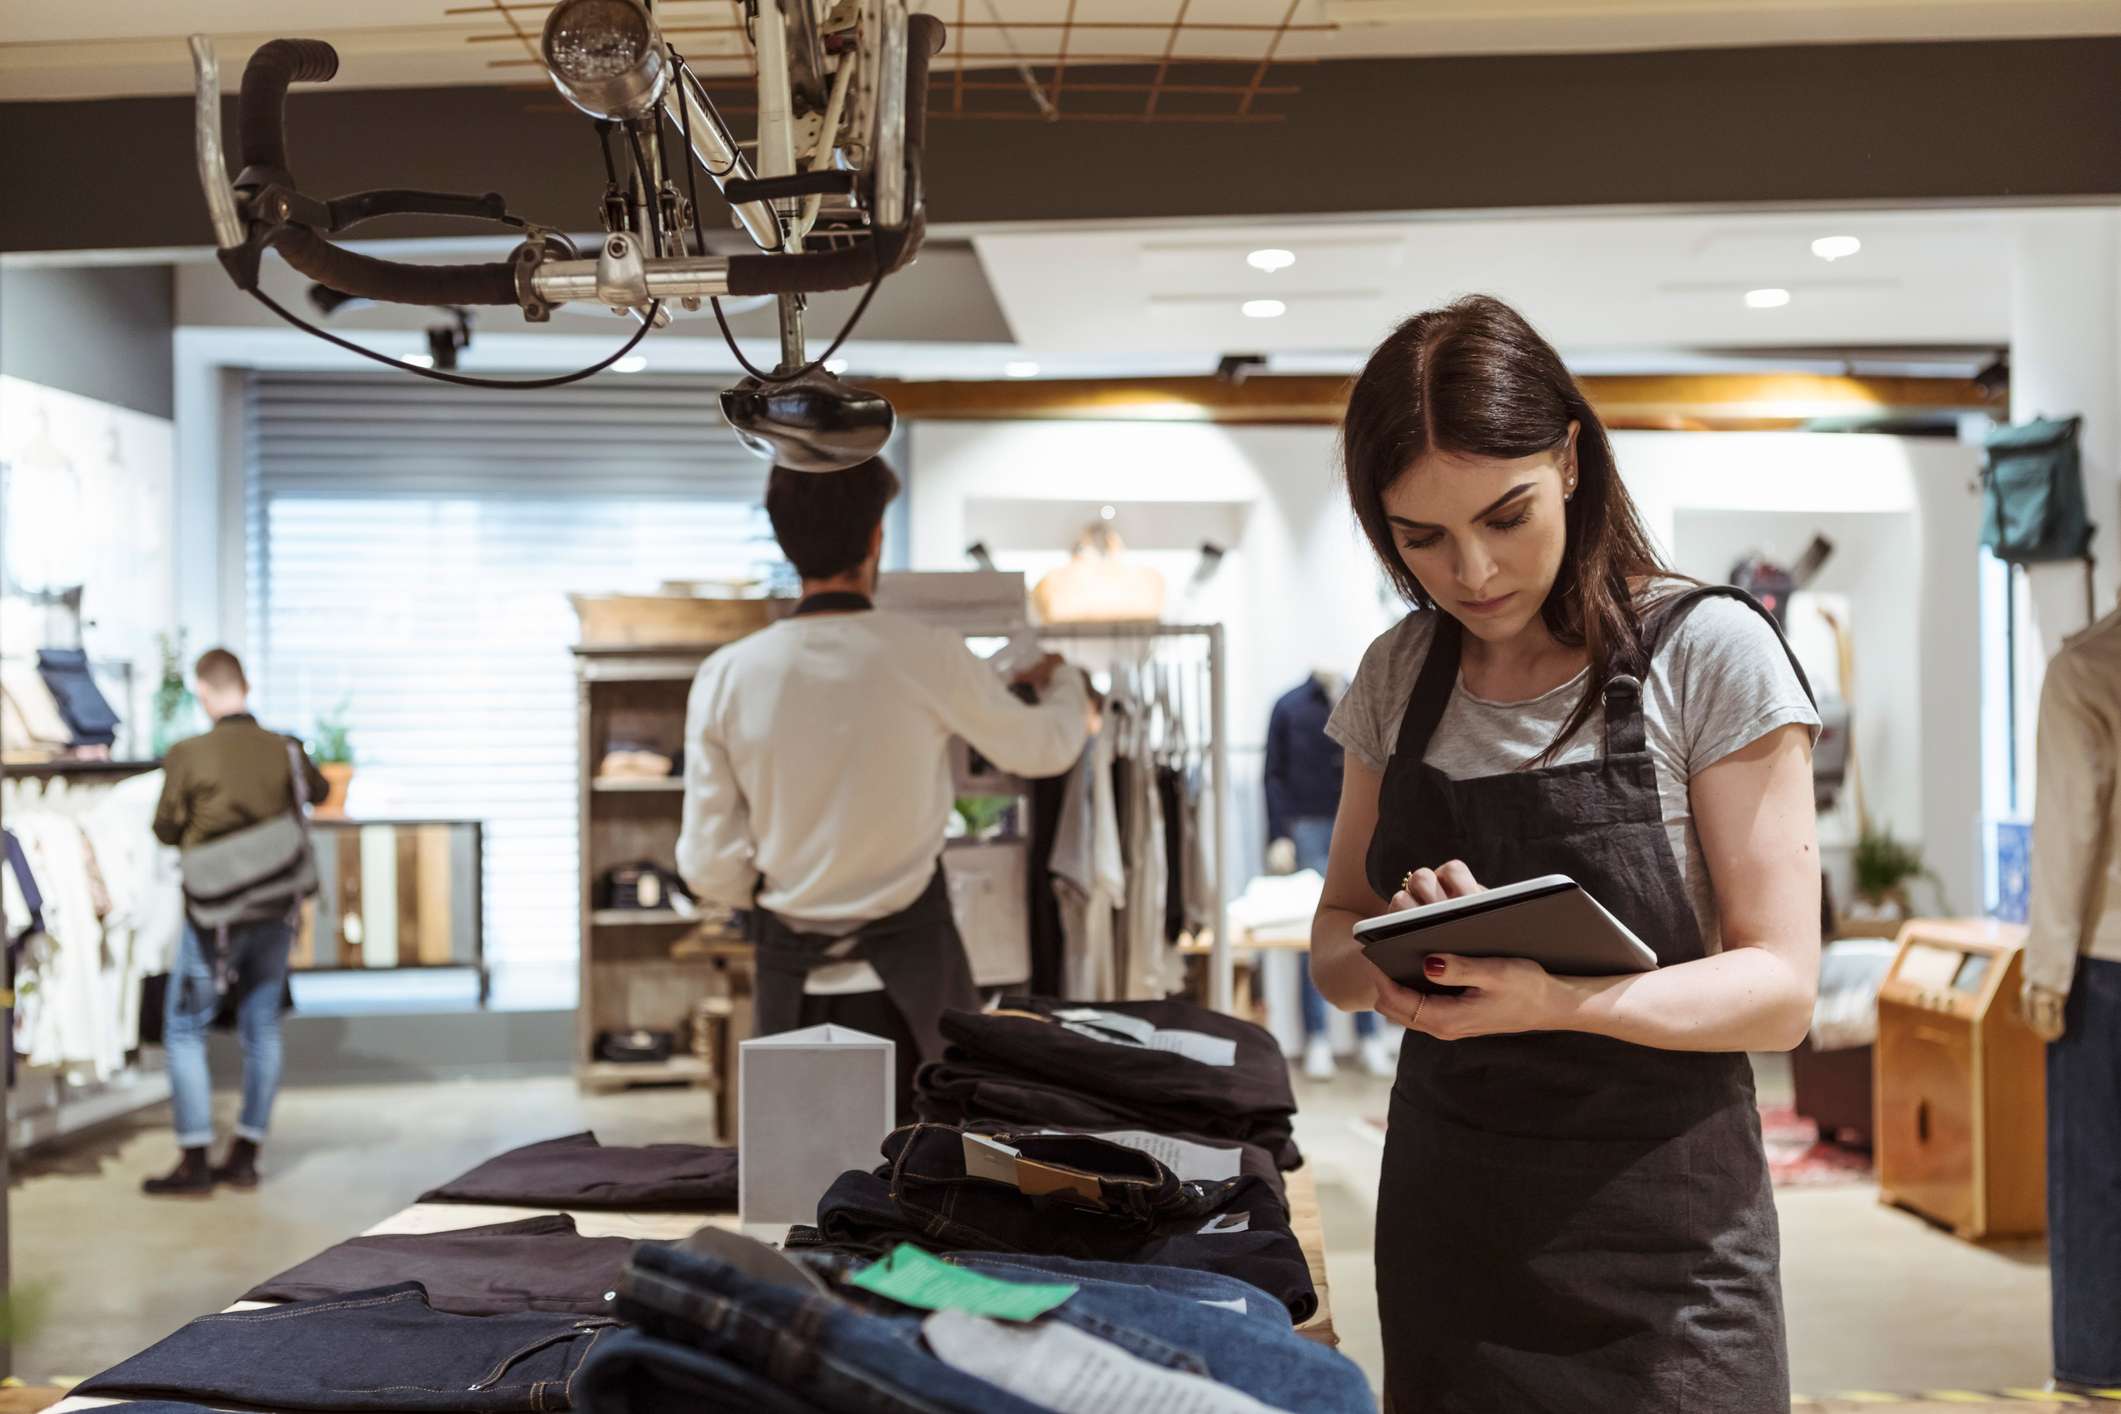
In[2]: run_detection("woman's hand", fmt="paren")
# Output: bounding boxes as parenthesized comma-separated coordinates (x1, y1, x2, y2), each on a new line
(1370, 860, 1564, 1041)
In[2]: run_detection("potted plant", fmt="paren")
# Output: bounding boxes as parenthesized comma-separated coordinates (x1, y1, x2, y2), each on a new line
(151, 629, 201, 757)
(310, 702, 355, 817)
(1849, 824, 1944, 927)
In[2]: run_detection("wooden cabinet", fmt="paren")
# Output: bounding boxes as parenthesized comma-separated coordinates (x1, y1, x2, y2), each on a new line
(1874, 919, 2046, 1241)
(573, 642, 754, 1127)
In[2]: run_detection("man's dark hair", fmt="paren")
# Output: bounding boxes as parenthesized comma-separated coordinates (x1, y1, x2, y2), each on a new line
(765, 458, 902, 580)
(194, 647, 248, 694)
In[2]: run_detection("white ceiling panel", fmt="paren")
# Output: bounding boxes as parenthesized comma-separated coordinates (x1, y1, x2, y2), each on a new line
(974, 208, 2017, 357)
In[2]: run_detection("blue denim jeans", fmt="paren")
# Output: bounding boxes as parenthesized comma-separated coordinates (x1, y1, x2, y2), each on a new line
(576, 1328, 830, 1414)
(618, 1238, 1374, 1414)
(2050, 956, 2121, 1387)
(77, 1282, 619, 1411)
(165, 917, 294, 1149)
(1289, 816, 1375, 1040)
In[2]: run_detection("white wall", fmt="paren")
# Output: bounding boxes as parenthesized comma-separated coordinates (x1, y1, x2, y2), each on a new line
(907, 421, 1986, 914)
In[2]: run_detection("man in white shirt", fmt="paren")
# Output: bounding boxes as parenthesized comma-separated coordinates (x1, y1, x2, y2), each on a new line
(677, 458, 1090, 1116)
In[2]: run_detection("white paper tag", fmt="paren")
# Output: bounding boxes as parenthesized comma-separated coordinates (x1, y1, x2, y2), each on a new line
(1199, 1212, 1251, 1235)
(1055, 1014, 1238, 1068)
(1053, 1008, 1157, 1044)
(922, 1309, 1283, 1414)
(1047, 1130, 1243, 1183)
(1198, 1296, 1249, 1315)
(962, 1133, 1022, 1185)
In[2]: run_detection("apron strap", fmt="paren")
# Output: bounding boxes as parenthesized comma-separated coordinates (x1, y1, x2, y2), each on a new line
(1644, 584, 1818, 709)
(1388, 613, 1464, 765)
(1603, 674, 1648, 756)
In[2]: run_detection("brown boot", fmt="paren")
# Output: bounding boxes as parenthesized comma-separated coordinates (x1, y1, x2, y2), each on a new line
(143, 1147, 215, 1198)
(212, 1136, 261, 1190)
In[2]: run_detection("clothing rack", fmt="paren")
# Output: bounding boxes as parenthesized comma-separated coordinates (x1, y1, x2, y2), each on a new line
(1013, 622, 1233, 1014)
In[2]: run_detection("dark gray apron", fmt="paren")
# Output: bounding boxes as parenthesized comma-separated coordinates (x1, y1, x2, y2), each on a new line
(744, 590, 979, 1068)
(1366, 586, 1806, 1413)
(748, 863, 976, 1068)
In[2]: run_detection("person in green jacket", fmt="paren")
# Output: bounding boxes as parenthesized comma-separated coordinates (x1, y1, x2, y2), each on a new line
(145, 648, 328, 1197)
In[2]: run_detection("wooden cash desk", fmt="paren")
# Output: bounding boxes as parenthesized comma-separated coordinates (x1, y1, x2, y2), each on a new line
(1874, 919, 2045, 1241)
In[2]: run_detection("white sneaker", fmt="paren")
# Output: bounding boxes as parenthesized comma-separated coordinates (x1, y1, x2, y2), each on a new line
(1302, 1036, 1337, 1081)
(1359, 1033, 1398, 1079)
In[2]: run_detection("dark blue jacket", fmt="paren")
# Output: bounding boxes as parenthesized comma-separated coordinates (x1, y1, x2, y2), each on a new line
(1263, 678, 1342, 843)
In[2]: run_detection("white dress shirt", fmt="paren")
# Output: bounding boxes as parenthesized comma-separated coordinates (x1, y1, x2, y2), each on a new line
(676, 608, 1089, 993)
(2027, 605, 2121, 995)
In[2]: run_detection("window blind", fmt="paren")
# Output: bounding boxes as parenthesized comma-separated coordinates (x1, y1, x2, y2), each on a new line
(244, 372, 780, 1006)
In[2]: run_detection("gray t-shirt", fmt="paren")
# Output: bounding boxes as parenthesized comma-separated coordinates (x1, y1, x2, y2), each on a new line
(1326, 590, 1820, 954)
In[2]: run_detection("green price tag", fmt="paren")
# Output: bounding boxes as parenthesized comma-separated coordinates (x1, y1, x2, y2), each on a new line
(849, 1244, 1077, 1323)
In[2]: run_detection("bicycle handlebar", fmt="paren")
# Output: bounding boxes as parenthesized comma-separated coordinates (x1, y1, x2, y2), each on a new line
(204, 11, 939, 312)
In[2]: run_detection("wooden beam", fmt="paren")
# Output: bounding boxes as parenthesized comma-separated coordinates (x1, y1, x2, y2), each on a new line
(856, 373, 2003, 430)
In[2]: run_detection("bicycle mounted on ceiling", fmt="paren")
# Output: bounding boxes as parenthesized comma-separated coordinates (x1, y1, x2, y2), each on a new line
(188, 0, 947, 472)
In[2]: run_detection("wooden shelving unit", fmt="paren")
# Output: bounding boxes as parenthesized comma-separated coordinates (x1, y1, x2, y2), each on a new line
(573, 640, 758, 1108)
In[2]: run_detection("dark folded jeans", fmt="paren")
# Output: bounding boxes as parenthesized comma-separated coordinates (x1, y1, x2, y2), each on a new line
(77, 1283, 619, 1412)
(616, 1235, 1366, 1414)
(917, 1058, 1302, 1170)
(947, 996, 1296, 1123)
(961, 1118, 1287, 1203)
(797, 1123, 1318, 1322)
(574, 1328, 829, 1414)
(421, 1131, 738, 1210)
(243, 1215, 633, 1316)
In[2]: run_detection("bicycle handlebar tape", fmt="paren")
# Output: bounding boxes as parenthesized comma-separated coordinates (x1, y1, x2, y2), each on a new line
(905, 14, 945, 157)
(269, 227, 521, 307)
(725, 244, 882, 297)
(238, 39, 341, 179)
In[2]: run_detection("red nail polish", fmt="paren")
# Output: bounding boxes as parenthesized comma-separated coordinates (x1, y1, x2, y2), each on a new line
(1423, 956, 1446, 978)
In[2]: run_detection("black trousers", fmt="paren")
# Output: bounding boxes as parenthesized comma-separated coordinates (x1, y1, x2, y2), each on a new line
(799, 987, 919, 1124)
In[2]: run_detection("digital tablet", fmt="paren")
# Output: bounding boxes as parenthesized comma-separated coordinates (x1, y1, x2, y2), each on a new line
(1354, 874, 1658, 992)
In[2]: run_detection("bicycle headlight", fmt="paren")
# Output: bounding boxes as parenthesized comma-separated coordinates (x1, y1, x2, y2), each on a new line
(541, 0, 670, 121)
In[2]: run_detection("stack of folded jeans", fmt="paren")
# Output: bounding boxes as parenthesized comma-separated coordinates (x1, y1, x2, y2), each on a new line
(242, 1214, 635, 1315)
(576, 1229, 1374, 1414)
(915, 998, 1302, 1171)
(74, 1282, 620, 1412)
(789, 1122, 1317, 1324)
(420, 1131, 739, 1211)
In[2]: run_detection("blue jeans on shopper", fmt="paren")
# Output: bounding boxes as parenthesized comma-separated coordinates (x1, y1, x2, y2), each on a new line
(165, 917, 294, 1150)
(1289, 817, 1374, 1040)
(2050, 956, 2121, 1387)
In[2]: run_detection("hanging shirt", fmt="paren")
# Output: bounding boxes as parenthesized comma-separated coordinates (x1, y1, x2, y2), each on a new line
(678, 608, 1089, 991)
(1263, 676, 1343, 843)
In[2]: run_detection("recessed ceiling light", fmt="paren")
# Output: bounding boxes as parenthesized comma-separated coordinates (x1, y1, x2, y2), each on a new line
(1004, 361, 1040, 379)
(1100, 505, 1118, 521)
(1247, 248, 1296, 273)
(1744, 288, 1792, 310)
(1242, 299, 1287, 319)
(1811, 235, 1862, 262)
(613, 355, 648, 374)
(824, 357, 850, 375)
(404, 353, 435, 368)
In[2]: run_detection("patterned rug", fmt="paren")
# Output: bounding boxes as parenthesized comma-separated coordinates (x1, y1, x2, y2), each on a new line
(1759, 1104, 1874, 1188)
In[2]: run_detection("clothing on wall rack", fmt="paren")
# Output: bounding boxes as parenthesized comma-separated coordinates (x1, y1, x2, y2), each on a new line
(1019, 623, 1231, 1013)
(2, 762, 180, 1152)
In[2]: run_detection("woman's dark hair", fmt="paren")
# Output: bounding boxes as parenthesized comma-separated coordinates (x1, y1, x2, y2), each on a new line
(1341, 294, 1676, 758)
(765, 457, 902, 580)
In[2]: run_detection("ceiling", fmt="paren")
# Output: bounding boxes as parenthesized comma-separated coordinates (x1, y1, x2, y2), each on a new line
(150, 203, 2054, 379)
(972, 208, 2019, 361)
(7, 0, 2121, 100)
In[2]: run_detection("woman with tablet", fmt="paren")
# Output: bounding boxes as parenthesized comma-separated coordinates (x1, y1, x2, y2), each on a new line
(1309, 295, 1822, 1412)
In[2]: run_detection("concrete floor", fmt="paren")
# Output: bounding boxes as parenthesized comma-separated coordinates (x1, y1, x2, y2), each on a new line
(9, 1068, 2058, 1403)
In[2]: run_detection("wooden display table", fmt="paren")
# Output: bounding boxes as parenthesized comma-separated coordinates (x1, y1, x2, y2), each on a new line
(53, 1156, 1339, 1411)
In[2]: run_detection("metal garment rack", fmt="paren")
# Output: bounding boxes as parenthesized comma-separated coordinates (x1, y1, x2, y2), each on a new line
(1015, 621, 1233, 1014)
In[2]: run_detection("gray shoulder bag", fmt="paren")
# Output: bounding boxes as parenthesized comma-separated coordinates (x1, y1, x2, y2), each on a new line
(180, 740, 319, 931)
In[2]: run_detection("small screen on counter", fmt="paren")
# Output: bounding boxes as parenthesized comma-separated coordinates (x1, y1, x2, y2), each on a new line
(1899, 943, 1963, 991)
(1953, 954, 1993, 994)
